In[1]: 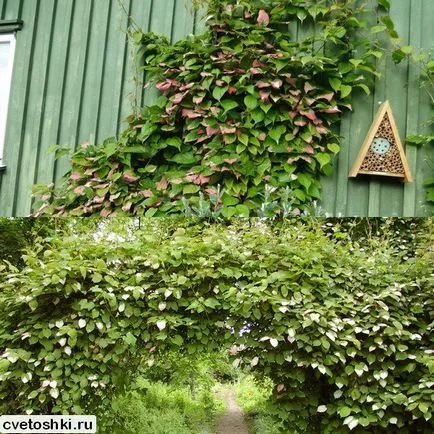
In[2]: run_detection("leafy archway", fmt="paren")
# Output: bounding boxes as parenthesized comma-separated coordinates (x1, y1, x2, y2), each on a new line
(1, 219, 432, 433)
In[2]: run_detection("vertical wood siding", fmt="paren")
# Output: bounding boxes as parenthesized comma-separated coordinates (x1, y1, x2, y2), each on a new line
(0, 0, 432, 216)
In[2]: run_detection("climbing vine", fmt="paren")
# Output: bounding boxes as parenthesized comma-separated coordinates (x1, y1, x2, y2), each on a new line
(406, 57, 434, 209)
(34, 0, 396, 217)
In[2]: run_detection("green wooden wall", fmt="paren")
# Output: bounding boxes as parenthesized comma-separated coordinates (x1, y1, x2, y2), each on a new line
(0, 0, 432, 216)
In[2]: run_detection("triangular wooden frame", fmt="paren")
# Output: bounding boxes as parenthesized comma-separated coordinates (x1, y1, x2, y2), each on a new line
(349, 101, 412, 182)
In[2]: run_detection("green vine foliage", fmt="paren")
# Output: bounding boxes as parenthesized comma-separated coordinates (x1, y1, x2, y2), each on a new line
(406, 58, 434, 208)
(0, 220, 433, 433)
(34, 0, 394, 217)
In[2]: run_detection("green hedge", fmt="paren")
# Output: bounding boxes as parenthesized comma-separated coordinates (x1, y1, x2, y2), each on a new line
(0, 220, 433, 433)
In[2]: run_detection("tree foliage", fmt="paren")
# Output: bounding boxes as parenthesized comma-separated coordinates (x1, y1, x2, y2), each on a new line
(0, 219, 433, 433)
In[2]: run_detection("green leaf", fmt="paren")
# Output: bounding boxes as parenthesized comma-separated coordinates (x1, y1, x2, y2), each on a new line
(356, 84, 371, 95)
(221, 99, 239, 113)
(419, 403, 429, 414)
(339, 406, 352, 417)
(183, 184, 200, 195)
(123, 332, 137, 347)
(92, 273, 103, 283)
(378, 0, 390, 10)
(27, 390, 39, 400)
(316, 153, 331, 168)
(371, 25, 387, 34)
(327, 143, 340, 154)
(171, 335, 184, 346)
(0, 359, 10, 373)
(251, 109, 265, 123)
(166, 137, 182, 150)
(212, 86, 228, 101)
(170, 152, 198, 164)
(329, 78, 341, 92)
(269, 125, 286, 142)
(423, 178, 434, 186)
(340, 85, 352, 98)
(239, 134, 249, 146)
(244, 95, 258, 111)
(235, 204, 250, 216)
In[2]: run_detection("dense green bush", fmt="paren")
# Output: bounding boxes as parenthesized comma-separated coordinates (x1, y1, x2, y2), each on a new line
(0, 219, 432, 433)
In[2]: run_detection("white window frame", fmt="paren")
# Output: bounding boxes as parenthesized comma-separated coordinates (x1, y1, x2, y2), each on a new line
(0, 33, 16, 166)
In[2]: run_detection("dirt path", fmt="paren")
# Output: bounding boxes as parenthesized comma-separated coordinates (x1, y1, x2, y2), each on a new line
(216, 387, 250, 434)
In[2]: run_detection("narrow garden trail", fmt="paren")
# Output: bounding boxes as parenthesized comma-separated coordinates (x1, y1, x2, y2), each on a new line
(216, 387, 250, 434)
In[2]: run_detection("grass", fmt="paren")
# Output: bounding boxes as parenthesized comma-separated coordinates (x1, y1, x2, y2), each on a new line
(105, 377, 226, 434)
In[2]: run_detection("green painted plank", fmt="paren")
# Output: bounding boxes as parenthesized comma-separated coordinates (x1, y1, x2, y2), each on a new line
(1, 0, 21, 20)
(98, 0, 130, 140)
(114, 0, 133, 136)
(55, 0, 93, 184)
(368, 1, 388, 217)
(172, 0, 195, 41)
(194, 5, 207, 34)
(142, 0, 176, 107)
(377, 0, 410, 216)
(0, 0, 39, 215)
(123, 0, 152, 120)
(415, 0, 434, 216)
(35, 0, 74, 188)
(403, 0, 422, 216)
(77, 0, 111, 145)
(0, 1, 6, 19)
(14, 0, 57, 215)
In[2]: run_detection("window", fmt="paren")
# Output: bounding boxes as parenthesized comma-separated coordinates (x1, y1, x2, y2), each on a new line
(0, 33, 16, 167)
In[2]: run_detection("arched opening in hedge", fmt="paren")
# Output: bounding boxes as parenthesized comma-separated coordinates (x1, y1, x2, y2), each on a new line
(0, 219, 432, 433)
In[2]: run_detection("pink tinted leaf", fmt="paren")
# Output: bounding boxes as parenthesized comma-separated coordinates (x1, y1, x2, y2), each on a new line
(304, 145, 315, 154)
(123, 173, 139, 183)
(156, 177, 169, 190)
(220, 126, 236, 134)
(122, 202, 133, 212)
(73, 186, 85, 195)
(256, 81, 271, 88)
(260, 91, 270, 101)
(277, 384, 285, 393)
(257, 9, 270, 26)
(185, 174, 210, 185)
(295, 120, 307, 127)
(322, 106, 341, 114)
(304, 82, 315, 93)
(70, 172, 81, 181)
(271, 80, 283, 89)
(318, 93, 334, 102)
(300, 110, 317, 121)
(193, 95, 205, 104)
(182, 108, 202, 119)
(139, 190, 153, 198)
(156, 81, 171, 93)
(179, 83, 194, 91)
(206, 126, 220, 137)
